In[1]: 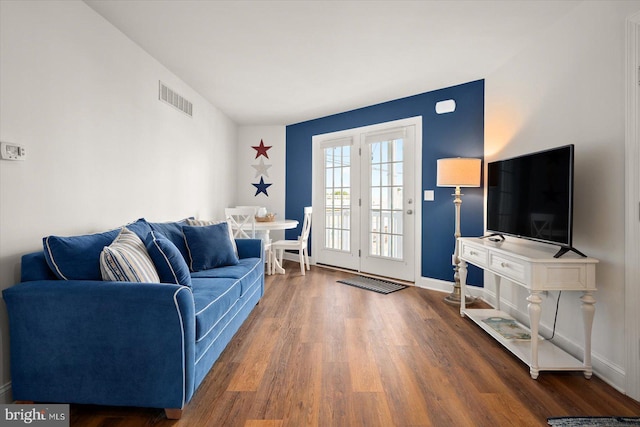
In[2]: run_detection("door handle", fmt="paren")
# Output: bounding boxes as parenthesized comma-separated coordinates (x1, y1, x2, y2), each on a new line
(406, 209, 413, 215)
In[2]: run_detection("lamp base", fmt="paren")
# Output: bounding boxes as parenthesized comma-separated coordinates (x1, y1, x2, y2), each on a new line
(443, 284, 477, 306)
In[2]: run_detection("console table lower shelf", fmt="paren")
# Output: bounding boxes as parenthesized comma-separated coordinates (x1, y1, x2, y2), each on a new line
(462, 308, 587, 377)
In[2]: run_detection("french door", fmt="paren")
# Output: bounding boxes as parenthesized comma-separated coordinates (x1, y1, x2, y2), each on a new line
(313, 118, 420, 282)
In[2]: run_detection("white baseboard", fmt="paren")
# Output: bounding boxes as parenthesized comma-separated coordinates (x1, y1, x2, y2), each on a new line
(0, 381, 12, 403)
(414, 276, 485, 300)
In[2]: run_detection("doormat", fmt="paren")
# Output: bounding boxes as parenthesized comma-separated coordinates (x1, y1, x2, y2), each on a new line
(481, 317, 532, 340)
(337, 276, 407, 294)
(548, 417, 640, 426)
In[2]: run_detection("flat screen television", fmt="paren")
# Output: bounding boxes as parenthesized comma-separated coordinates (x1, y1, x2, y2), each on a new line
(486, 144, 585, 258)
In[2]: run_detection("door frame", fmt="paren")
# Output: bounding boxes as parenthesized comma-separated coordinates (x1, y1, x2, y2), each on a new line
(311, 116, 422, 282)
(624, 11, 640, 401)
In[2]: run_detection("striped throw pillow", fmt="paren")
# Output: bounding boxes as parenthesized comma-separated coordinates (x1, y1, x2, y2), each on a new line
(100, 227, 160, 283)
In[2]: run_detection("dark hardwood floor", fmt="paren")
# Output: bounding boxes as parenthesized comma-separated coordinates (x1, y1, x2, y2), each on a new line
(71, 262, 640, 426)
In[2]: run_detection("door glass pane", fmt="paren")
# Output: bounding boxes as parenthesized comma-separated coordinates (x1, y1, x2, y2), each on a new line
(393, 210, 403, 234)
(392, 187, 403, 210)
(393, 163, 403, 185)
(393, 139, 403, 161)
(342, 167, 350, 187)
(368, 138, 403, 260)
(381, 187, 391, 210)
(380, 163, 391, 186)
(323, 145, 351, 252)
(342, 146, 351, 166)
(370, 233, 380, 256)
(381, 141, 390, 163)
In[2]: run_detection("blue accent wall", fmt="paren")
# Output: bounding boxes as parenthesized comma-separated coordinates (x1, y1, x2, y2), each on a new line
(285, 80, 484, 286)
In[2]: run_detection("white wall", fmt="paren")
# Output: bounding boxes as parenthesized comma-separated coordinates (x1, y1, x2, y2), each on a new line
(0, 1, 238, 401)
(236, 126, 287, 240)
(485, 0, 640, 392)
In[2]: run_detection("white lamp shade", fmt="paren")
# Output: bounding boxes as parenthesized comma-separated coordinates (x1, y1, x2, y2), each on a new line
(437, 158, 481, 187)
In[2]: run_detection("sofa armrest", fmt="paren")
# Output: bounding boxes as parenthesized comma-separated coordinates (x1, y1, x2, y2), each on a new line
(21, 251, 58, 281)
(2, 280, 195, 410)
(235, 238, 263, 259)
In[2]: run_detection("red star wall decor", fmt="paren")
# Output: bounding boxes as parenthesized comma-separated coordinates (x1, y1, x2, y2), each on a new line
(252, 139, 272, 159)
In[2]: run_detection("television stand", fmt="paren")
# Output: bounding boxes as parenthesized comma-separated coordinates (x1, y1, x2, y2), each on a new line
(458, 237, 598, 379)
(554, 246, 587, 258)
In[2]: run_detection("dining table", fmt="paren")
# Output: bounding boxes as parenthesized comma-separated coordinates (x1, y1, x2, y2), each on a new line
(252, 219, 299, 274)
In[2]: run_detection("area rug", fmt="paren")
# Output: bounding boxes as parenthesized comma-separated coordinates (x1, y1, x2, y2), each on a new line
(337, 276, 407, 294)
(547, 417, 640, 426)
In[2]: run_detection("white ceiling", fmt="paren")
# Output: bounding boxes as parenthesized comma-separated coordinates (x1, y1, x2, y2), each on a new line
(84, 0, 580, 125)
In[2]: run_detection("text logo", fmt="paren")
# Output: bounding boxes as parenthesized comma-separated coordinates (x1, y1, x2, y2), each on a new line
(1, 404, 69, 426)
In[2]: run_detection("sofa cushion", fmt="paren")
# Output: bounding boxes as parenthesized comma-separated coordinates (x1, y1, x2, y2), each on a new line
(100, 228, 160, 283)
(42, 219, 151, 281)
(148, 219, 191, 262)
(186, 218, 238, 255)
(145, 231, 192, 288)
(191, 277, 242, 342)
(191, 257, 262, 296)
(43, 229, 119, 281)
(183, 223, 239, 272)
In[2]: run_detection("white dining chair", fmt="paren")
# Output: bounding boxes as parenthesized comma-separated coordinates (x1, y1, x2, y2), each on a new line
(225, 207, 272, 273)
(271, 206, 312, 275)
(225, 207, 257, 239)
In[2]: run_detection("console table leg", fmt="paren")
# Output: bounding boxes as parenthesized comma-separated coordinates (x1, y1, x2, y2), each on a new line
(494, 274, 501, 311)
(459, 260, 468, 317)
(527, 291, 543, 379)
(581, 291, 596, 379)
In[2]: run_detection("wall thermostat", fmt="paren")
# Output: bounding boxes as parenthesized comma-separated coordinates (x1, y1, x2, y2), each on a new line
(1, 142, 27, 161)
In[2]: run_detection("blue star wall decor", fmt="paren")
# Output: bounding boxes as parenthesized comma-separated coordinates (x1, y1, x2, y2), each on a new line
(252, 176, 272, 197)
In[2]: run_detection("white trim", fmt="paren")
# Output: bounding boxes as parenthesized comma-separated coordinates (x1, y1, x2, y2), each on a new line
(625, 11, 640, 402)
(173, 287, 190, 409)
(0, 381, 12, 403)
(415, 276, 484, 300)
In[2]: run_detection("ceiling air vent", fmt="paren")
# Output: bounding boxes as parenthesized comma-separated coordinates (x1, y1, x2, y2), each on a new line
(159, 81, 193, 117)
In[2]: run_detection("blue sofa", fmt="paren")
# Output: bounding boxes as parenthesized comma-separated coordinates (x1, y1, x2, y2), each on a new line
(2, 219, 264, 419)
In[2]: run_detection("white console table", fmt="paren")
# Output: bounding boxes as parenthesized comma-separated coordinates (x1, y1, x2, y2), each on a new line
(458, 237, 598, 379)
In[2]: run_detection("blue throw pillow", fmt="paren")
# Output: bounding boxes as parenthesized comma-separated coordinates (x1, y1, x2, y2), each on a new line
(145, 231, 192, 287)
(43, 228, 120, 280)
(125, 218, 153, 240)
(149, 219, 192, 263)
(182, 223, 239, 272)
